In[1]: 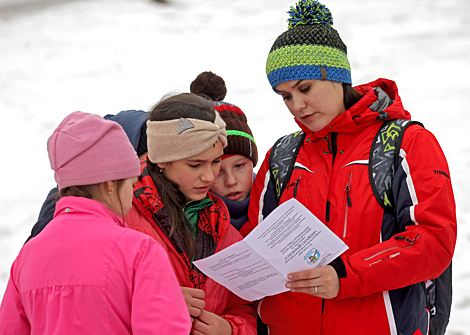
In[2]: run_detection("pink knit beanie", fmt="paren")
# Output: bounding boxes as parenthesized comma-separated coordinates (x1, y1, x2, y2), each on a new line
(47, 111, 141, 190)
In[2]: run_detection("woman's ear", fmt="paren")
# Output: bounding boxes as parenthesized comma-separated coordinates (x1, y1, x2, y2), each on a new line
(106, 180, 114, 194)
(157, 163, 167, 172)
(89, 182, 112, 203)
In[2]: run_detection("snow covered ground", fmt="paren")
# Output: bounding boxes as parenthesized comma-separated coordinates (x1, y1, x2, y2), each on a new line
(0, 0, 469, 332)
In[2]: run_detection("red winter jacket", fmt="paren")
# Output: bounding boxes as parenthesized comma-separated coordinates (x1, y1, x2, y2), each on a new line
(247, 79, 457, 335)
(125, 160, 257, 335)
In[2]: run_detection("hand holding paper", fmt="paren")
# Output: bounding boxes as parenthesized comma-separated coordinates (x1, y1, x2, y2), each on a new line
(193, 199, 349, 301)
(286, 263, 341, 299)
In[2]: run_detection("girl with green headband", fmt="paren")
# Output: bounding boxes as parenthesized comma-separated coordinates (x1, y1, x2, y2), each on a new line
(248, 1, 456, 335)
(190, 71, 259, 236)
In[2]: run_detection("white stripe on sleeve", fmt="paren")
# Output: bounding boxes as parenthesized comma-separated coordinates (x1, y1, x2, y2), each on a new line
(399, 149, 418, 224)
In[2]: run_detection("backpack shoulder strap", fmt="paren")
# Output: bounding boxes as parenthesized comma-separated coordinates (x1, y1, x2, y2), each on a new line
(428, 262, 453, 335)
(269, 130, 306, 201)
(370, 119, 452, 335)
(369, 119, 423, 213)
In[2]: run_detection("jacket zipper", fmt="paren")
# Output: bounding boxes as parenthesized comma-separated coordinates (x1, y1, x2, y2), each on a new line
(324, 136, 332, 153)
(343, 171, 353, 238)
(324, 133, 338, 164)
(293, 175, 303, 197)
(325, 133, 338, 224)
(331, 132, 338, 163)
(326, 201, 330, 222)
(363, 234, 421, 262)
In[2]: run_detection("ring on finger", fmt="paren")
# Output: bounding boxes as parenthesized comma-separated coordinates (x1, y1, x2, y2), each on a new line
(314, 286, 318, 294)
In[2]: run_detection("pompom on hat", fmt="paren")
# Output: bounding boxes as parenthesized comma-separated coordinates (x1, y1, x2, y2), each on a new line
(266, 0, 351, 90)
(47, 111, 141, 190)
(190, 72, 258, 167)
(190, 71, 227, 102)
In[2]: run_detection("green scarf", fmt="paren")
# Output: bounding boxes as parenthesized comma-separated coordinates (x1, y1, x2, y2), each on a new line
(183, 197, 214, 240)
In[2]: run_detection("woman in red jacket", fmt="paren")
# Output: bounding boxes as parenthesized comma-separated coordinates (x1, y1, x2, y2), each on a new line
(247, 1, 457, 335)
(125, 93, 257, 335)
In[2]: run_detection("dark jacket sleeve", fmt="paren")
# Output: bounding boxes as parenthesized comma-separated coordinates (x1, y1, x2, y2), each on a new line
(25, 187, 59, 243)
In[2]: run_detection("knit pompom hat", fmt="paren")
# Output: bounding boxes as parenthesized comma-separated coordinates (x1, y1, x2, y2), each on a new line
(214, 101, 258, 167)
(266, 0, 351, 90)
(190, 72, 258, 167)
(47, 111, 141, 190)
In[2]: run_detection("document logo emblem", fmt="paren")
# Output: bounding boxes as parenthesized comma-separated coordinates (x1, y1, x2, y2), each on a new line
(304, 249, 320, 265)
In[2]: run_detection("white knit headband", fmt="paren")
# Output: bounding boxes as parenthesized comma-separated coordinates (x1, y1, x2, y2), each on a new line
(147, 112, 227, 163)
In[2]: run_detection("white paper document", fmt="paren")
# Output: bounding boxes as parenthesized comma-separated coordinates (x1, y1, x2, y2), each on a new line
(193, 198, 349, 301)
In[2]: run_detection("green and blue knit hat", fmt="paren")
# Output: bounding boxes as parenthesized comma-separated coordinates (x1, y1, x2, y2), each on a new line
(266, 0, 351, 90)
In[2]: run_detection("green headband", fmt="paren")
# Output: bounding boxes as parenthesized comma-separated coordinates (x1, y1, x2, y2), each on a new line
(226, 130, 256, 144)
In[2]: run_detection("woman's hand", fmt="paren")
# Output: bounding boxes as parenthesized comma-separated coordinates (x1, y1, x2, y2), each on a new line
(286, 265, 340, 299)
(181, 287, 206, 319)
(191, 310, 232, 335)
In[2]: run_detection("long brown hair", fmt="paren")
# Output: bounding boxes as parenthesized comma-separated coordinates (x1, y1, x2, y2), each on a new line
(147, 93, 216, 261)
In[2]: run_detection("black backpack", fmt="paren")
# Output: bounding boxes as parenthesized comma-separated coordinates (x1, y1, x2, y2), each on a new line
(265, 119, 451, 335)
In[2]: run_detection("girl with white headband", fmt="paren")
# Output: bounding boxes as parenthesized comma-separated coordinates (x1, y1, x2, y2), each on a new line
(125, 93, 257, 335)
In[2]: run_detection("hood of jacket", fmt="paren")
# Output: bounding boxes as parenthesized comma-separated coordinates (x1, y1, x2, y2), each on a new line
(104, 110, 148, 157)
(295, 78, 412, 138)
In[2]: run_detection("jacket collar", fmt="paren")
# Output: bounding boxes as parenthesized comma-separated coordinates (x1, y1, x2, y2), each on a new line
(296, 78, 411, 138)
(55, 196, 127, 227)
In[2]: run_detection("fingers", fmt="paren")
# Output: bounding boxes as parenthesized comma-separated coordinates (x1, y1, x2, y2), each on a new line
(190, 288, 206, 300)
(195, 310, 214, 324)
(286, 277, 319, 289)
(287, 268, 321, 281)
(286, 265, 340, 299)
(188, 306, 204, 318)
(287, 265, 337, 283)
(285, 268, 321, 292)
(191, 326, 205, 335)
(191, 311, 212, 334)
(187, 298, 205, 318)
(181, 287, 206, 317)
(189, 296, 206, 310)
(181, 287, 205, 300)
(287, 282, 321, 295)
(192, 311, 232, 335)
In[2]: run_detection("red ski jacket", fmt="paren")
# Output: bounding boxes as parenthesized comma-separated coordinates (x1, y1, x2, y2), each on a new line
(247, 79, 457, 335)
(125, 160, 257, 335)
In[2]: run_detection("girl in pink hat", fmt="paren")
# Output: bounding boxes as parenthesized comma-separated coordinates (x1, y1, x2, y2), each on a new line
(0, 111, 191, 334)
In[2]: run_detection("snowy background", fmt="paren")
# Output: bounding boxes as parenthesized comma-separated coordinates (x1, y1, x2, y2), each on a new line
(0, 0, 469, 332)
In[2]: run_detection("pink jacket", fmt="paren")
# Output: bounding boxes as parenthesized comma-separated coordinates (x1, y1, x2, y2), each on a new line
(0, 197, 191, 334)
